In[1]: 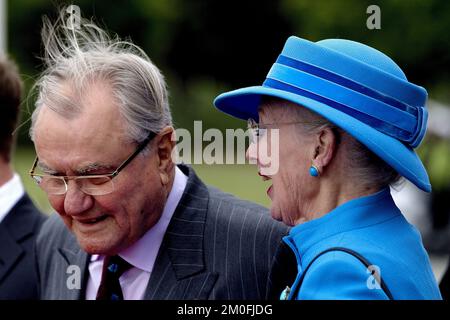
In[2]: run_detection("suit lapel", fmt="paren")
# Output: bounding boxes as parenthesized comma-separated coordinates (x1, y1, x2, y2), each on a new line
(145, 165, 218, 299)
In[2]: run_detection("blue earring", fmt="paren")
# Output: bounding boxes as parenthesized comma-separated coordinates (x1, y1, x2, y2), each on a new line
(309, 165, 320, 177)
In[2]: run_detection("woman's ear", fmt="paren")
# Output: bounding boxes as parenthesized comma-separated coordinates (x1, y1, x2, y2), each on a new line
(312, 127, 337, 171)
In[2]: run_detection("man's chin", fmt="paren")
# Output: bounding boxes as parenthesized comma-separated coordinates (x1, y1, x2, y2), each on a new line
(76, 236, 122, 256)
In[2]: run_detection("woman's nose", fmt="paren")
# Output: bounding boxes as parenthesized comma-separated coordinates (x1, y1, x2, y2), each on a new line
(246, 141, 258, 164)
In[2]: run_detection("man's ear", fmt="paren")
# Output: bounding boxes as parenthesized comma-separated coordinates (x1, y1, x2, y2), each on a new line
(312, 127, 337, 172)
(155, 126, 175, 184)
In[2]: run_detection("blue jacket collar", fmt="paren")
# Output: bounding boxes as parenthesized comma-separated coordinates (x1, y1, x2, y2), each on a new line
(283, 188, 401, 263)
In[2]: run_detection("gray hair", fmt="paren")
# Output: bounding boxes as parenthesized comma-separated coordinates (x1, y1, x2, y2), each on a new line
(29, 7, 172, 144)
(261, 97, 402, 190)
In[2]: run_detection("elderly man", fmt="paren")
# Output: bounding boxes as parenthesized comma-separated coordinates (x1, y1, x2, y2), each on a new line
(0, 56, 46, 299)
(30, 9, 288, 300)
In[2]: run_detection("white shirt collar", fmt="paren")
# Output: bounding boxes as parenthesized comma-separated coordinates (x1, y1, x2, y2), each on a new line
(91, 166, 188, 272)
(0, 173, 25, 224)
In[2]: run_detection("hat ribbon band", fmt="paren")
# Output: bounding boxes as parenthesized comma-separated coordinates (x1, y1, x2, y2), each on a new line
(266, 63, 415, 132)
(264, 77, 414, 144)
(263, 59, 426, 147)
(276, 55, 419, 116)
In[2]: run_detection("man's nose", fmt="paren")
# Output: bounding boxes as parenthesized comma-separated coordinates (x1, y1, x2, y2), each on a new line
(64, 180, 94, 215)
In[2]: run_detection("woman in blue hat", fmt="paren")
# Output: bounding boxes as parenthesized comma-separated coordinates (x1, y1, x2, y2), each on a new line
(214, 37, 442, 299)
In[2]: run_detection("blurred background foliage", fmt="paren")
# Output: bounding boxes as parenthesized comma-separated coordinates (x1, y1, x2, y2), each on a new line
(4, 0, 450, 213)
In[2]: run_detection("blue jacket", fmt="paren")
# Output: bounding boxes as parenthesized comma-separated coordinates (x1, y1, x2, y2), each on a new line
(283, 188, 442, 300)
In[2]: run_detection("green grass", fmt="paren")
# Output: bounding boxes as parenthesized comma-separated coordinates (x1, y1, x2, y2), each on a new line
(191, 164, 271, 208)
(12, 146, 271, 214)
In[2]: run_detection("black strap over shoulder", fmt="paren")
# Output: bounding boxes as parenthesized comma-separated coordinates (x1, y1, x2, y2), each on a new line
(292, 247, 394, 300)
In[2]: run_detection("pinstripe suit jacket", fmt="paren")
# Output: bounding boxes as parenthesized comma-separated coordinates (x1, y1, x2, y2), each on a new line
(35, 165, 290, 299)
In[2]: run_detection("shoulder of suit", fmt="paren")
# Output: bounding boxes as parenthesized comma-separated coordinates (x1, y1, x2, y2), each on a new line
(3, 193, 47, 233)
(36, 213, 73, 251)
(207, 185, 268, 213)
(206, 185, 288, 233)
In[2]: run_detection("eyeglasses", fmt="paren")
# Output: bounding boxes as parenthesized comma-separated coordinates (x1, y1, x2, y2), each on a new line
(247, 118, 266, 144)
(247, 118, 310, 143)
(29, 131, 157, 196)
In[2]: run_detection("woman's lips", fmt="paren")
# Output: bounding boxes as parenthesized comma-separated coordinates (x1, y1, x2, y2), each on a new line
(259, 171, 273, 198)
(267, 185, 273, 198)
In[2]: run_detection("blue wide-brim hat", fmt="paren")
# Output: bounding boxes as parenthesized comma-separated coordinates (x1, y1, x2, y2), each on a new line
(214, 36, 431, 192)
